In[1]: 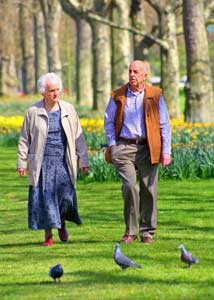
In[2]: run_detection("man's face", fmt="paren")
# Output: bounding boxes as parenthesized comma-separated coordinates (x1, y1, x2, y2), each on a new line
(129, 62, 147, 90)
(42, 80, 60, 103)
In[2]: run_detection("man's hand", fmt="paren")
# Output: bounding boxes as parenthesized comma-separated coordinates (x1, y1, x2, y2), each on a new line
(161, 153, 171, 168)
(17, 168, 26, 176)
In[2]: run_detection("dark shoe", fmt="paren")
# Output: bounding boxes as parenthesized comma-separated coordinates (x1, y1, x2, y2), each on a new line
(58, 223, 68, 242)
(121, 234, 137, 243)
(43, 236, 53, 246)
(140, 232, 154, 244)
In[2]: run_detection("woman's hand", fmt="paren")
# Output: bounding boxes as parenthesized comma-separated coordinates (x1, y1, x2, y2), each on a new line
(17, 168, 26, 176)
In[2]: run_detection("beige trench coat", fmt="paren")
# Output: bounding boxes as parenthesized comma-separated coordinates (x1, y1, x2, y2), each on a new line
(17, 99, 89, 187)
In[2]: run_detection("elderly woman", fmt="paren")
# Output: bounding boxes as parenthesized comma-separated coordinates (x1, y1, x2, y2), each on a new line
(17, 72, 89, 246)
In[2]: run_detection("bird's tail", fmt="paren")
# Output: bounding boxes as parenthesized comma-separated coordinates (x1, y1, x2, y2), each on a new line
(133, 263, 142, 269)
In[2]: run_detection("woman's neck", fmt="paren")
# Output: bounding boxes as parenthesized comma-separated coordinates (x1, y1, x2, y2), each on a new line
(44, 100, 59, 113)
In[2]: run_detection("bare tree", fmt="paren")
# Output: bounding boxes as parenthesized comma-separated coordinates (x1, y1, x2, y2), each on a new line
(33, 0, 47, 88)
(60, 0, 181, 114)
(183, 0, 214, 122)
(19, 1, 35, 94)
(39, 0, 62, 75)
(53, 7, 93, 105)
(0, 0, 18, 95)
(111, 0, 131, 89)
(131, 0, 150, 61)
(204, 0, 214, 23)
(76, 17, 93, 106)
(145, 0, 180, 119)
(60, 0, 111, 110)
(91, 3, 111, 110)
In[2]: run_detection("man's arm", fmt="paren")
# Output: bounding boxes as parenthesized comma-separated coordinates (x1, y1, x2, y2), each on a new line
(159, 95, 171, 168)
(104, 97, 117, 147)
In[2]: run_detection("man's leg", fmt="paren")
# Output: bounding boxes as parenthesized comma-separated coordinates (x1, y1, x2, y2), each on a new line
(112, 142, 139, 237)
(135, 144, 159, 241)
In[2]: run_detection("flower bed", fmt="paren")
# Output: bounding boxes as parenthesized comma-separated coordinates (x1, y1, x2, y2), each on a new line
(1, 116, 214, 180)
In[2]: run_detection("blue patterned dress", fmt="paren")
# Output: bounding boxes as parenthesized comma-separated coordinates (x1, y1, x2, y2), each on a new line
(28, 109, 82, 230)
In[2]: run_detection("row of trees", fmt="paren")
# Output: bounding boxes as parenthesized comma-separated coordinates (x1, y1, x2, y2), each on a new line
(0, 0, 214, 122)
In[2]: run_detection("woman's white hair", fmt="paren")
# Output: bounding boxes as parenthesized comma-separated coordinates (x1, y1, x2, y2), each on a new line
(37, 73, 63, 94)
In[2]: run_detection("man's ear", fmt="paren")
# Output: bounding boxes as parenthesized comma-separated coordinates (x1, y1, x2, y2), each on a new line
(144, 73, 148, 80)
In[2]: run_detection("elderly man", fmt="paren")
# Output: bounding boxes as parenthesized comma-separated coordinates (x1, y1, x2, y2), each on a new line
(104, 60, 171, 244)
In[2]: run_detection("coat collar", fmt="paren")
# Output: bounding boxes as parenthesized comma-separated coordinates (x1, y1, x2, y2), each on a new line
(58, 100, 69, 118)
(36, 99, 69, 118)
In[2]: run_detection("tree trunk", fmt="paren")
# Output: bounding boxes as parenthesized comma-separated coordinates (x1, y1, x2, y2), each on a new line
(91, 21, 111, 110)
(63, 15, 76, 96)
(60, 0, 112, 110)
(0, 55, 18, 96)
(131, 0, 149, 61)
(76, 17, 93, 107)
(89, 0, 112, 111)
(0, 0, 18, 95)
(33, 0, 47, 89)
(58, 0, 94, 106)
(111, 0, 131, 89)
(145, 0, 180, 119)
(40, 0, 62, 75)
(19, 1, 35, 94)
(160, 4, 180, 119)
(183, 0, 214, 122)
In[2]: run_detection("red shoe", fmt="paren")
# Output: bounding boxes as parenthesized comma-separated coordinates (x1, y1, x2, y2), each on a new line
(120, 234, 137, 243)
(140, 232, 154, 244)
(43, 236, 53, 246)
(58, 223, 68, 242)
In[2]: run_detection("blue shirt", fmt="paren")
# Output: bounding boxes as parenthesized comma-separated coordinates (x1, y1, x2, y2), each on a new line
(104, 86, 171, 154)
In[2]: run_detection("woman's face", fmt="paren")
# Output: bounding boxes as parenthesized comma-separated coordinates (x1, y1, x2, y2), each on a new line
(42, 80, 60, 103)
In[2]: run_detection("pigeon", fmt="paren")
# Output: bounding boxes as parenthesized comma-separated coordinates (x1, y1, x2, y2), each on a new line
(114, 243, 142, 270)
(178, 244, 199, 268)
(48, 264, 64, 282)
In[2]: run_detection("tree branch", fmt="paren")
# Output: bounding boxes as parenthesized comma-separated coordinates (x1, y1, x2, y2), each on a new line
(86, 10, 168, 49)
(204, 0, 214, 21)
(144, 0, 162, 14)
(59, 0, 169, 50)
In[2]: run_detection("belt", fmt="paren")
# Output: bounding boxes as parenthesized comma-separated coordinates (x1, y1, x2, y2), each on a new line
(119, 137, 147, 145)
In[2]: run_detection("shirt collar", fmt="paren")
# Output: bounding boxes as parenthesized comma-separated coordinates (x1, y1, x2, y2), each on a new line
(127, 84, 144, 96)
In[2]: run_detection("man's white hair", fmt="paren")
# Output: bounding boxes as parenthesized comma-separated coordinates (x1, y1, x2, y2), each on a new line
(37, 73, 62, 94)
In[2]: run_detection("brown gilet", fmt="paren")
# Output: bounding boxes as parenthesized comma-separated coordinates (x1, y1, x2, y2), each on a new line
(110, 82, 162, 164)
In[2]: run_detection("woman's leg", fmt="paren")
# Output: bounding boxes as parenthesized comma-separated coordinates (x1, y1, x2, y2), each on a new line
(43, 229, 53, 246)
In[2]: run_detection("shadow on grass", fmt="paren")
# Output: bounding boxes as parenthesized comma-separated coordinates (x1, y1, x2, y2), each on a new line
(159, 222, 214, 235)
(0, 208, 26, 213)
(160, 207, 214, 212)
(0, 281, 64, 287)
(0, 242, 43, 248)
(1, 269, 212, 288)
(67, 270, 214, 287)
(0, 239, 112, 249)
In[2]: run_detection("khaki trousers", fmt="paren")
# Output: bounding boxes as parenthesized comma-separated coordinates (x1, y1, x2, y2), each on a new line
(111, 141, 159, 235)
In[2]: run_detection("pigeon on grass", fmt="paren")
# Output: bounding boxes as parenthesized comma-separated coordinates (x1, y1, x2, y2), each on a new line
(178, 244, 199, 268)
(114, 243, 142, 270)
(49, 264, 64, 282)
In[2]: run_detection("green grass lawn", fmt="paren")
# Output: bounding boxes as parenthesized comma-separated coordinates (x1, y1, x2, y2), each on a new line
(0, 146, 214, 300)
